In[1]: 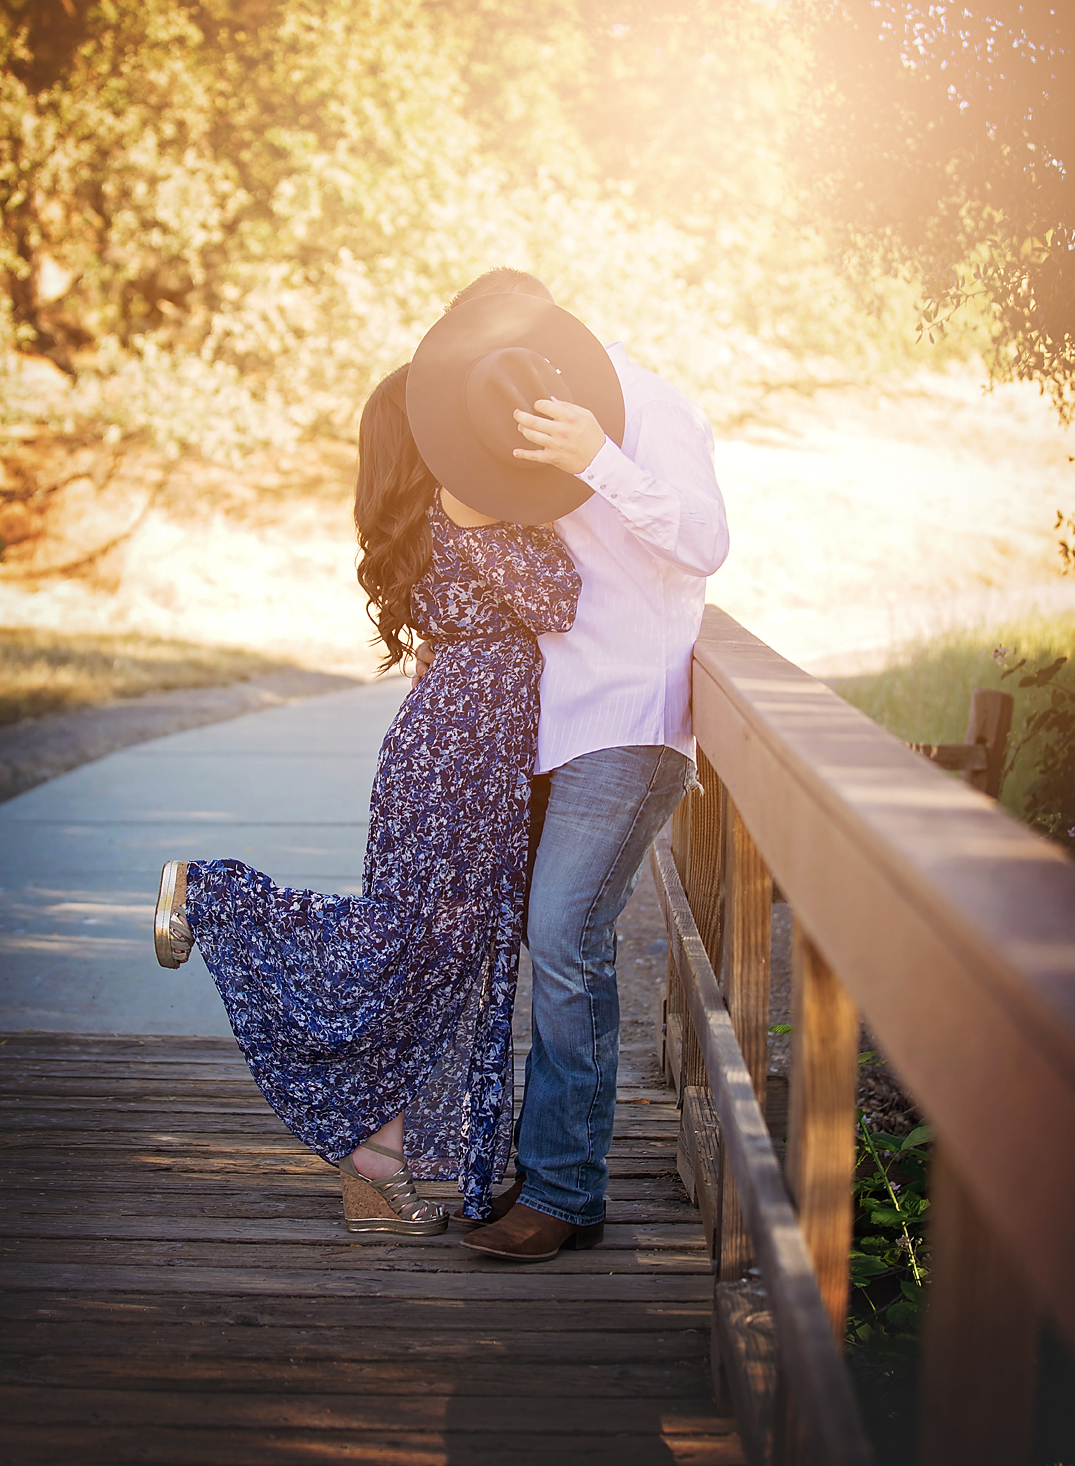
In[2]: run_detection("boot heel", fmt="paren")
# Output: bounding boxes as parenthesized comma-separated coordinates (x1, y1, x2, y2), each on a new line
(564, 1221, 604, 1250)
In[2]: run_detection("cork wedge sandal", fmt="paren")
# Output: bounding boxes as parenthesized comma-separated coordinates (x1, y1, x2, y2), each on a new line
(154, 861, 194, 969)
(340, 1141, 449, 1236)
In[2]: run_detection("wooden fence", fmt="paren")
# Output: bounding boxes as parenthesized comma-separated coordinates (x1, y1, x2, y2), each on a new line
(651, 604, 1075, 1466)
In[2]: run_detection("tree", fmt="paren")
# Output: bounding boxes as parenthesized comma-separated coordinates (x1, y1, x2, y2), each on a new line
(797, 1, 1075, 422)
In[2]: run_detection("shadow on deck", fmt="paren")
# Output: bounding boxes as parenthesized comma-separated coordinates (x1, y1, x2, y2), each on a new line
(0, 1031, 744, 1465)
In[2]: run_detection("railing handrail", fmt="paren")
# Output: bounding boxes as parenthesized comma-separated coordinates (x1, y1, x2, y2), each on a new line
(691, 603, 1075, 1351)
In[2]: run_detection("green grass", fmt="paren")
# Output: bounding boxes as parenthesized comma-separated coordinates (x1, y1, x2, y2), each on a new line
(0, 627, 293, 726)
(829, 613, 1075, 823)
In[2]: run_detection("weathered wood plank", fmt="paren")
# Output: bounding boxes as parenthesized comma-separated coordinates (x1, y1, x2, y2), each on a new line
(714, 1279, 777, 1466)
(717, 801, 772, 1283)
(0, 1424, 745, 1466)
(0, 1292, 712, 1331)
(785, 922, 859, 1339)
(0, 1150, 681, 1181)
(678, 1085, 721, 1260)
(0, 1195, 697, 1227)
(0, 1351, 714, 1395)
(0, 1216, 706, 1250)
(0, 1385, 731, 1434)
(0, 1327, 708, 1367)
(961, 688, 1014, 798)
(651, 834, 871, 1466)
(0, 1262, 716, 1297)
(0, 1172, 690, 1203)
(919, 1146, 1040, 1466)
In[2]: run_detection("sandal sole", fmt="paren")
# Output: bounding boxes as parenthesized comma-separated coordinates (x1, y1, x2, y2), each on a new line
(154, 863, 182, 969)
(345, 1217, 449, 1236)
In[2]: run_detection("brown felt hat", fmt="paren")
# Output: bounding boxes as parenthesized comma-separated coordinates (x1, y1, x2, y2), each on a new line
(406, 294, 625, 524)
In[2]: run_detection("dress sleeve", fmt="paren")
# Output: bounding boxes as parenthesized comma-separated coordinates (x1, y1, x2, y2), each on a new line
(443, 520, 581, 635)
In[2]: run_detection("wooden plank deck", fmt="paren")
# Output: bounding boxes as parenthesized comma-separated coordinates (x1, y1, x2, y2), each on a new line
(0, 1032, 744, 1465)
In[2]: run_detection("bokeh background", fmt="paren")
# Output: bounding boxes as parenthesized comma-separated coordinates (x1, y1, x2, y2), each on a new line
(0, 0, 1072, 834)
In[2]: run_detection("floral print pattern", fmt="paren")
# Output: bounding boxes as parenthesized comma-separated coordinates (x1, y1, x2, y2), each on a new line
(185, 500, 580, 1218)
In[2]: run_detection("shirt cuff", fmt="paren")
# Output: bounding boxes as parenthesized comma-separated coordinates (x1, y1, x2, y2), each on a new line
(576, 436, 636, 503)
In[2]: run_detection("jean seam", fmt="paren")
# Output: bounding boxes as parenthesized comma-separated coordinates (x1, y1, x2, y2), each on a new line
(574, 747, 673, 1190)
(518, 1190, 604, 1227)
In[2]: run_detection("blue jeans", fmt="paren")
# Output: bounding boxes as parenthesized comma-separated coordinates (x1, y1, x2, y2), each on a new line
(515, 745, 693, 1225)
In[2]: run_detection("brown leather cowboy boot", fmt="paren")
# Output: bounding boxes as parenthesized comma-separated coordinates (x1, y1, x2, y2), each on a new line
(453, 1174, 525, 1226)
(459, 1202, 603, 1262)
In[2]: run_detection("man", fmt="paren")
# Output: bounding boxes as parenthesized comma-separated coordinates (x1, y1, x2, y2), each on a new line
(419, 267, 729, 1260)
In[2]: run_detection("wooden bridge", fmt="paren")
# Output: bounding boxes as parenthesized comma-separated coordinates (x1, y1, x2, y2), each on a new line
(2, 604, 1074, 1465)
(0, 1031, 739, 1465)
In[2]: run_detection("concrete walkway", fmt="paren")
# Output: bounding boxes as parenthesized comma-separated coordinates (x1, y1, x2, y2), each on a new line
(0, 680, 407, 1036)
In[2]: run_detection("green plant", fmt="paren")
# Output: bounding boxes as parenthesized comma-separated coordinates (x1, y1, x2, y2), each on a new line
(996, 646, 1075, 852)
(847, 1113, 933, 1357)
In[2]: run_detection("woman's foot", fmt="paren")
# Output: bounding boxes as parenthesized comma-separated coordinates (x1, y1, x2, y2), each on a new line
(340, 1140, 449, 1236)
(154, 862, 193, 968)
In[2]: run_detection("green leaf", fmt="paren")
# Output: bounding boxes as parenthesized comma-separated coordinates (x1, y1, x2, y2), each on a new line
(872, 1132, 904, 1152)
(868, 1207, 906, 1228)
(886, 1299, 920, 1329)
(850, 1253, 890, 1281)
(903, 1125, 934, 1148)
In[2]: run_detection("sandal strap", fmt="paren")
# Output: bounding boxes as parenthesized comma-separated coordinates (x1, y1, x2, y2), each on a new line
(358, 1140, 404, 1163)
(369, 1163, 443, 1223)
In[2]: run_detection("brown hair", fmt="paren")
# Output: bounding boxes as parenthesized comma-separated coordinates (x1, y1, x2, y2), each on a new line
(354, 365, 438, 672)
(448, 268, 553, 311)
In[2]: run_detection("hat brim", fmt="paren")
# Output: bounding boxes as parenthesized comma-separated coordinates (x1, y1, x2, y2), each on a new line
(406, 295, 625, 525)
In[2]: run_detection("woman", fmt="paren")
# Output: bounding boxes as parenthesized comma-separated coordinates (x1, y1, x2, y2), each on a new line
(153, 364, 581, 1232)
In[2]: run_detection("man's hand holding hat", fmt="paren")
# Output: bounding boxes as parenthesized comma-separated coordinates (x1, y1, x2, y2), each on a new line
(406, 294, 624, 524)
(512, 398, 606, 476)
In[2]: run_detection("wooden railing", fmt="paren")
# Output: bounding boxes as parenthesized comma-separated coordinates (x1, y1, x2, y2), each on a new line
(651, 604, 1075, 1466)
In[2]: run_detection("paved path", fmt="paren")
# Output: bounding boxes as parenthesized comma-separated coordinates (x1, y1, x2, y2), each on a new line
(0, 681, 407, 1036)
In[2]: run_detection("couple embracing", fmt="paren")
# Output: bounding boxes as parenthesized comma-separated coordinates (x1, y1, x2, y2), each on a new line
(153, 268, 729, 1262)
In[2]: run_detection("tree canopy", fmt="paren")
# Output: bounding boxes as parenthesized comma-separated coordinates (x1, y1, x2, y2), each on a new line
(798, 1, 1074, 421)
(3, 0, 1059, 458)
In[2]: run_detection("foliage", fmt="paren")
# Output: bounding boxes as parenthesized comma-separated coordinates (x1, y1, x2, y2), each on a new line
(848, 1113, 933, 1357)
(995, 644, 1075, 851)
(831, 615, 1075, 840)
(796, 1, 1075, 423)
(1058, 509, 1075, 573)
(0, 0, 981, 461)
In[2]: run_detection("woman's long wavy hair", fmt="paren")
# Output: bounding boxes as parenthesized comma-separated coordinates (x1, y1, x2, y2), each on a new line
(354, 365, 438, 672)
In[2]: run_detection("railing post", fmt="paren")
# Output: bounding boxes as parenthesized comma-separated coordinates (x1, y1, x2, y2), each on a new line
(778, 924, 859, 1465)
(785, 923, 859, 1337)
(717, 799, 772, 1281)
(663, 792, 693, 1088)
(963, 688, 1013, 798)
(919, 1146, 1040, 1466)
(686, 749, 723, 965)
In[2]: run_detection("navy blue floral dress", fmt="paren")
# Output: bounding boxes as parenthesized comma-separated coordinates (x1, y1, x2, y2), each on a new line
(184, 500, 580, 1219)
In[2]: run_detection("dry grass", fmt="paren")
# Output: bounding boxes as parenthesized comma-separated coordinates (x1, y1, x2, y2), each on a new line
(0, 627, 292, 726)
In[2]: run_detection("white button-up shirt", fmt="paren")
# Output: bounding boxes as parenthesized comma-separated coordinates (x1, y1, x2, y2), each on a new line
(536, 343, 730, 775)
